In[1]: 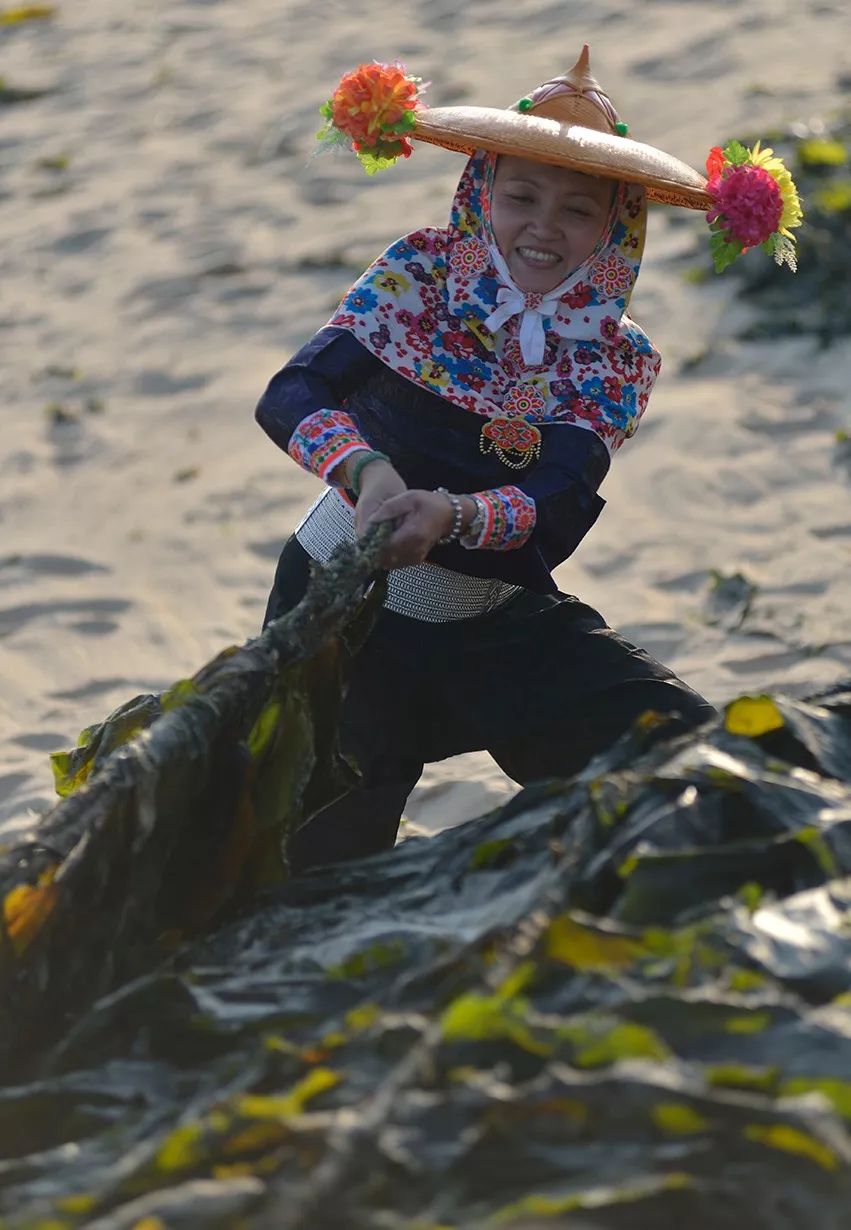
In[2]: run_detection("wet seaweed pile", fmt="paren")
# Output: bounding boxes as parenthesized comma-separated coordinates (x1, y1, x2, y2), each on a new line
(0, 535, 390, 1074)
(689, 106, 851, 344)
(2, 686, 851, 1229)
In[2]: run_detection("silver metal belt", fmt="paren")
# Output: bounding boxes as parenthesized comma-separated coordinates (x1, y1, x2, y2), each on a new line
(295, 488, 521, 622)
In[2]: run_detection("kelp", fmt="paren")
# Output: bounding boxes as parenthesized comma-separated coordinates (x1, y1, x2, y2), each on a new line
(2, 528, 851, 1227)
(0, 647, 850, 1224)
(0, 529, 389, 1072)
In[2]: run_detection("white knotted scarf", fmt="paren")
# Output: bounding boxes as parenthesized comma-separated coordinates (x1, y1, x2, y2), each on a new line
(483, 243, 575, 366)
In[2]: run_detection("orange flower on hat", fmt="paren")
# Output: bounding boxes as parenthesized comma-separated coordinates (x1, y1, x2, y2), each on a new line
(317, 62, 425, 172)
(330, 62, 419, 147)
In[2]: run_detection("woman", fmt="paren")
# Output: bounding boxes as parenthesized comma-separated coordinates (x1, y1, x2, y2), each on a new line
(256, 48, 799, 871)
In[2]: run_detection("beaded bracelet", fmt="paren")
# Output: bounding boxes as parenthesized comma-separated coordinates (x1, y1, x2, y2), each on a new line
(463, 494, 487, 545)
(349, 450, 391, 497)
(435, 486, 464, 545)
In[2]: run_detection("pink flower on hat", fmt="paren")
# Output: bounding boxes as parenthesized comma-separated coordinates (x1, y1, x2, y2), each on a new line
(707, 163, 783, 248)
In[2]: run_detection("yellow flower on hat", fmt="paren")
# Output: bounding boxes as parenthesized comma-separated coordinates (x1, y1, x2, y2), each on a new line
(748, 141, 804, 239)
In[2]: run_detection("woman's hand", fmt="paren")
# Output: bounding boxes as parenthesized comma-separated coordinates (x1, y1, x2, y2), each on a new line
(366, 489, 455, 568)
(353, 460, 408, 538)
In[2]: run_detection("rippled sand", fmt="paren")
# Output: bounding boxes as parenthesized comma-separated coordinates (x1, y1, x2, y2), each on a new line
(1, 0, 849, 833)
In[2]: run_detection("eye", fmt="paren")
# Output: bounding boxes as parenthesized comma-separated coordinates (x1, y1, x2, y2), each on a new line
(506, 193, 534, 204)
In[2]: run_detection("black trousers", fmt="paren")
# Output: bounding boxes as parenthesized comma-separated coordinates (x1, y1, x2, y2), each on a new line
(264, 537, 716, 872)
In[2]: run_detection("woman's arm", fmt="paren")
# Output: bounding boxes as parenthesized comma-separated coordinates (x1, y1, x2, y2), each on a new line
(255, 326, 382, 485)
(368, 424, 608, 567)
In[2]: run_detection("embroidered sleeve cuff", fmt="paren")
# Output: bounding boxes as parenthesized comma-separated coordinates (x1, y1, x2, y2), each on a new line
(286, 409, 370, 484)
(461, 485, 537, 551)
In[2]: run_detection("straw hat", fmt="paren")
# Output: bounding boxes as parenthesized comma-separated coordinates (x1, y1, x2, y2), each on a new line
(318, 47, 802, 270)
(410, 46, 712, 210)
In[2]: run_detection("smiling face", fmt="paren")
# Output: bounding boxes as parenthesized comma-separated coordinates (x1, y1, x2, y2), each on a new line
(489, 156, 614, 293)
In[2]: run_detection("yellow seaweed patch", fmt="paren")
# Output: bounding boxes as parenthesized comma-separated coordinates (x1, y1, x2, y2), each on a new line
(726, 967, 767, 993)
(344, 1002, 381, 1032)
(3, 865, 59, 956)
(440, 991, 550, 1057)
(49, 751, 94, 798)
(639, 923, 725, 987)
(545, 914, 641, 972)
(160, 678, 200, 712)
(496, 961, 535, 1000)
(470, 838, 515, 869)
(447, 1065, 480, 1084)
(247, 699, 282, 760)
(327, 938, 405, 979)
(737, 881, 763, 912)
(616, 853, 639, 878)
(744, 1123, 838, 1171)
(318, 1030, 347, 1050)
(559, 1019, 670, 1068)
(155, 1122, 204, 1173)
(235, 1067, 341, 1119)
(707, 1063, 779, 1094)
(651, 1102, 711, 1135)
(587, 777, 629, 828)
(490, 1171, 692, 1223)
(221, 1121, 288, 1159)
(492, 1192, 585, 1221)
(263, 1033, 301, 1056)
(724, 1012, 771, 1035)
(725, 695, 784, 738)
(781, 1078, 851, 1119)
(55, 1195, 97, 1215)
(795, 827, 838, 876)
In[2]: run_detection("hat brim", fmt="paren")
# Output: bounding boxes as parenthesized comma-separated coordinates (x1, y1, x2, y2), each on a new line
(412, 107, 712, 211)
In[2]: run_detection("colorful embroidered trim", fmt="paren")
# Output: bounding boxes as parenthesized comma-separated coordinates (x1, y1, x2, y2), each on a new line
(463, 485, 537, 551)
(287, 409, 370, 484)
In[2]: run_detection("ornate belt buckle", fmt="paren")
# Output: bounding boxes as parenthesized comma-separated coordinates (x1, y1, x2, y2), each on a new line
(479, 416, 542, 470)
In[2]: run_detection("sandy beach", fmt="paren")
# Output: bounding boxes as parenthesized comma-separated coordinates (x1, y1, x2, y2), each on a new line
(1, 0, 849, 838)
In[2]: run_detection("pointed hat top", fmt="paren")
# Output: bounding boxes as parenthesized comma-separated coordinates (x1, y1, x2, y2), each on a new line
(564, 43, 596, 92)
(525, 45, 620, 134)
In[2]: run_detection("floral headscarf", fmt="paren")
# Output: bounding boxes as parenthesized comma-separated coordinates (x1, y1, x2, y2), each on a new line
(328, 150, 661, 452)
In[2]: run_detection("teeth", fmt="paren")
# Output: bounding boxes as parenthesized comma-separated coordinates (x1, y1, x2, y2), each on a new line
(518, 247, 559, 264)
